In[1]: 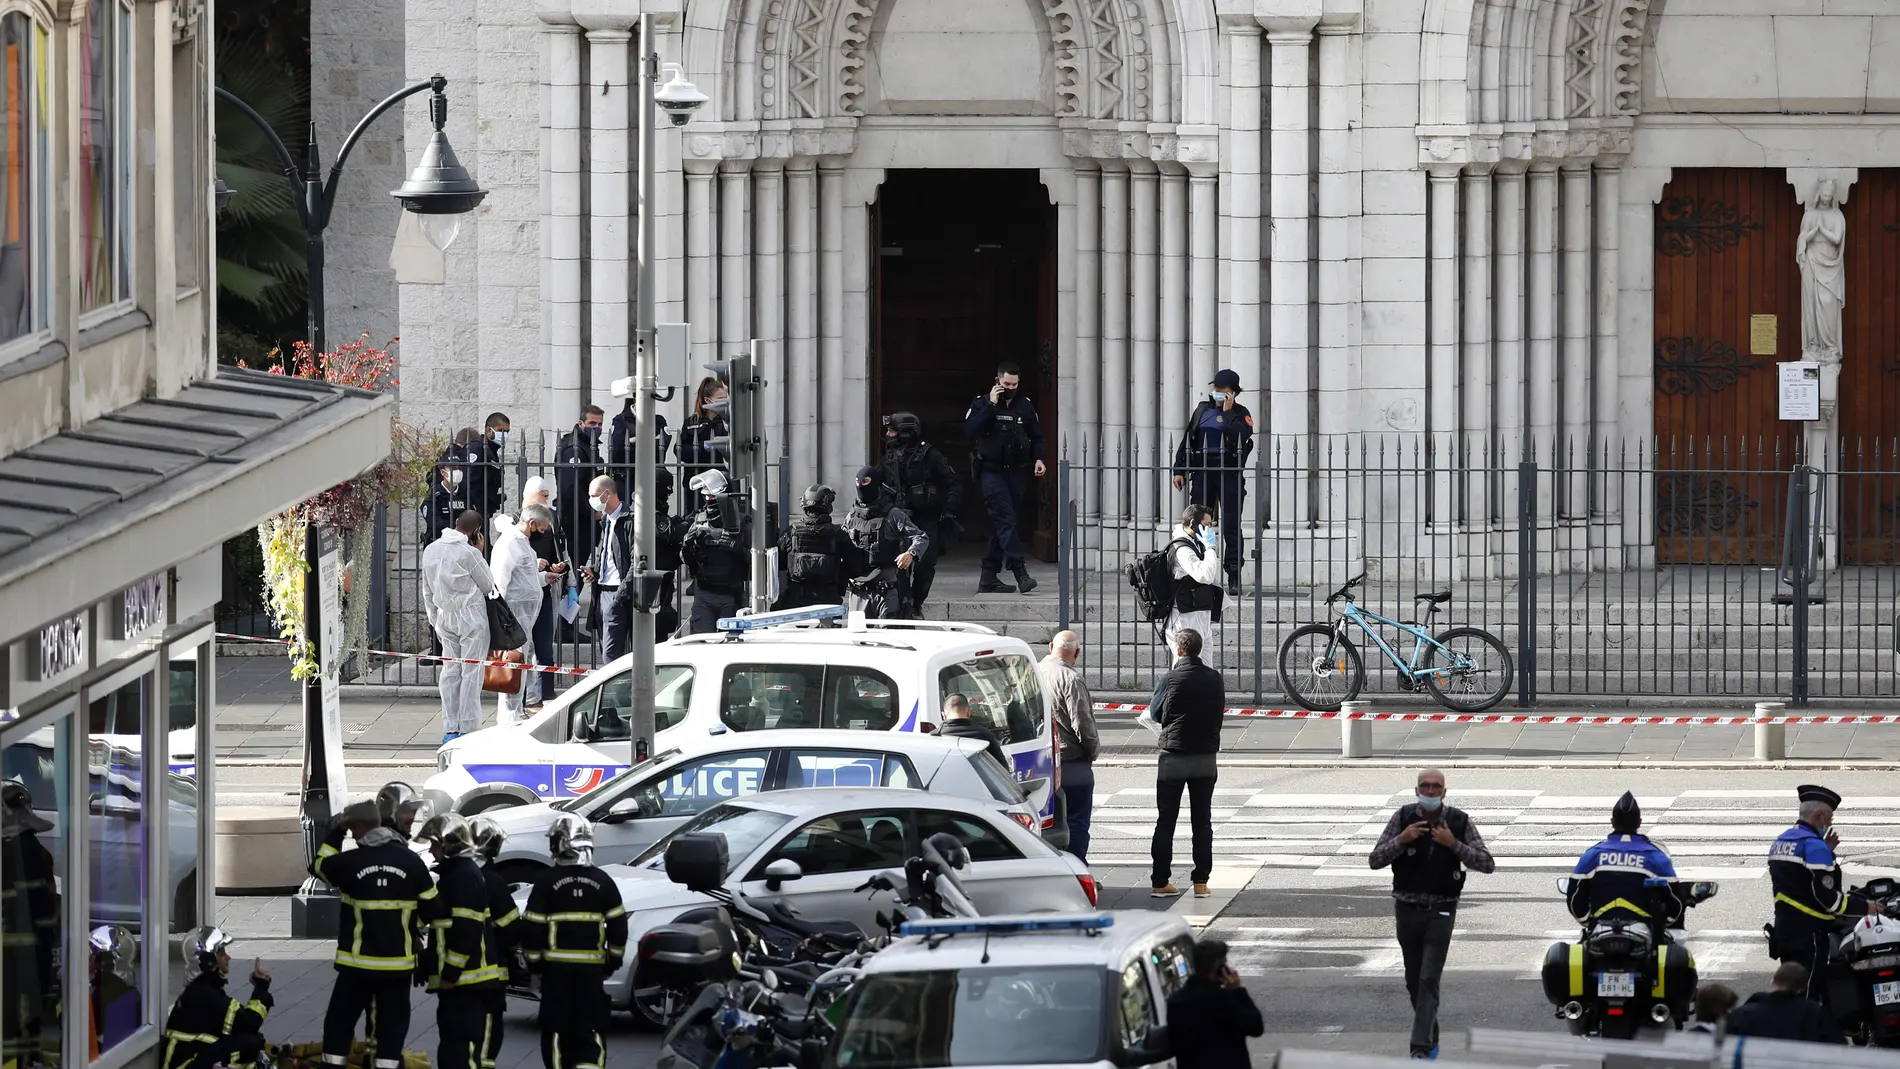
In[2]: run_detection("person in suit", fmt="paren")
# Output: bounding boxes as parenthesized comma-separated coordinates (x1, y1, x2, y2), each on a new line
(554, 405, 605, 578)
(580, 475, 635, 662)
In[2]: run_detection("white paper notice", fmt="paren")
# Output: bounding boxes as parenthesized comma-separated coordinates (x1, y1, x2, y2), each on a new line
(1778, 361, 1820, 422)
(316, 531, 349, 803)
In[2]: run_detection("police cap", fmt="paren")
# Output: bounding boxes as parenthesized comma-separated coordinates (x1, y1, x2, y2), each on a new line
(1797, 784, 1843, 809)
(1611, 790, 1641, 832)
(1211, 369, 1241, 391)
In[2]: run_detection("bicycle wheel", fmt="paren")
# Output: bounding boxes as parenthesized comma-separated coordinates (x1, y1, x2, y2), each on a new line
(1277, 624, 1365, 712)
(1421, 627, 1514, 712)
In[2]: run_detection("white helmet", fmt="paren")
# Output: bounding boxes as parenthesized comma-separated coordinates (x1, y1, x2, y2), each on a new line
(688, 469, 729, 497)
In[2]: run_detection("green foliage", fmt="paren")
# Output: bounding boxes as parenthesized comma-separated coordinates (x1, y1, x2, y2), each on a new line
(215, 35, 309, 360)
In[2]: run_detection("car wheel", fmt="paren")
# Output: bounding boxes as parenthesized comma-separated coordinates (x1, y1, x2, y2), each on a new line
(464, 795, 525, 815)
(631, 979, 691, 1032)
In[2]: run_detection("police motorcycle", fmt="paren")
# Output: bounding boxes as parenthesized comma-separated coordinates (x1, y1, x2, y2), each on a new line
(1541, 876, 1718, 1038)
(1787, 858, 1900, 1047)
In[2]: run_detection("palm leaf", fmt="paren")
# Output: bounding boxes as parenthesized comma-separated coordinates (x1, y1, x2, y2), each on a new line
(215, 35, 310, 336)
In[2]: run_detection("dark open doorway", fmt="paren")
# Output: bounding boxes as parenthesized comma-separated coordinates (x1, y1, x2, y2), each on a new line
(871, 170, 1057, 561)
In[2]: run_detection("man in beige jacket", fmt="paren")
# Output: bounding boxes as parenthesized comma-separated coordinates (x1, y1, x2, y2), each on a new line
(1037, 631, 1099, 860)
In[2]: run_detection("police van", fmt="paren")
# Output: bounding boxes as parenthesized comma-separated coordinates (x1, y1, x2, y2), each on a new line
(421, 605, 1067, 845)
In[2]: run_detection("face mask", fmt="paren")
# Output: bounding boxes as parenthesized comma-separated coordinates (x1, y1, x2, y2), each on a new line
(582, 425, 602, 442)
(588, 495, 606, 514)
(996, 387, 1015, 404)
(1210, 391, 1226, 405)
(1200, 526, 1218, 547)
(448, 470, 464, 488)
(1416, 793, 1443, 813)
(492, 430, 510, 447)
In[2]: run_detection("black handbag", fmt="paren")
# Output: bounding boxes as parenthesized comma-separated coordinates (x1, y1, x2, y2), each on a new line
(485, 595, 527, 651)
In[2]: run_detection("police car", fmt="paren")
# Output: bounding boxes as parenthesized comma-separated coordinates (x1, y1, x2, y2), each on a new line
(423, 605, 1066, 845)
(824, 913, 1190, 1069)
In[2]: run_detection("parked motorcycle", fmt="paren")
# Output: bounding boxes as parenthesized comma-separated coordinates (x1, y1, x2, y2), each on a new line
(1802, 871, 1900, 1046)
(1540, 876, 1718, 1038)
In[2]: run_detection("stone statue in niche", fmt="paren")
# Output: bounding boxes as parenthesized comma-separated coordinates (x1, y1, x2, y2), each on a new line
(1796, 179, 1846, 366)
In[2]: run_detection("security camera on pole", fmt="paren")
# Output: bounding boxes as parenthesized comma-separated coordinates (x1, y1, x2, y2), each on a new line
(626, 18, 705, 762)
(700, 346, 771, 613)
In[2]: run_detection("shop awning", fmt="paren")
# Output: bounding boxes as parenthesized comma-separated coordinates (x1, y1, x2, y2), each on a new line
(0, 369, 393, 644)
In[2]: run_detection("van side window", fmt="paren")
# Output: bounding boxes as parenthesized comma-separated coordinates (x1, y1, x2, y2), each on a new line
(938, 654, 1046, 745)
(1153, 935, 1196, 999)
(720, 665, 901, 731)
(580, 666, 695, 740)
(1117, 960, 1159, 1048)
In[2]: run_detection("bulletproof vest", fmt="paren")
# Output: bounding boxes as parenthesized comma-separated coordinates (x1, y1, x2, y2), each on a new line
(1389, 804, 1470, 900)
(787, 520, 841, 585)
(690, 511, 748, 591)
(845, 505, 895, 567)
(972, 400, 1032, 468)
(886, 445, 945, 517)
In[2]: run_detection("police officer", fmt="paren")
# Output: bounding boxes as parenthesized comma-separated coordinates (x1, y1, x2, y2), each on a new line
(467, 818, 520, 1069)
(608, 397, 672, 505)
(423, 461, 471, 550)
(845, 467, 930, 619)
(162, 927, 272, 1069)
(654, 474, 688, 641)
(310, 799, 438, 1069)
(681, 469, 751, 633)
(963, 361, 1046, 595)
(879, 411, 961, 612)
(416, 815, 507, 1069)
(462, 413, 512, 520)
(522, 815, 627, 1069)
(1769, 784, 1883, 1002)
(1565, 792, 1682, 927)
(3, 781, 58, 1069)
(1171, 370, 1254, 596)
(776, 485, 864, 610)
(554, 405, 607, 577)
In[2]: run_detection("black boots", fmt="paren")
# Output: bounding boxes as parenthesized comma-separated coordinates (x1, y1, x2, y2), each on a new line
(1011, 565, 1039, 594)
(978, 569, 1015, 594)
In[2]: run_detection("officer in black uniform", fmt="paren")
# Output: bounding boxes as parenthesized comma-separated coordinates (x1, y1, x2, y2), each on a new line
(310, 800, 438, 1069)
(1768, 784, 1883, 1002)
(554, 405, 606, 577)
(459, 413, 512, 521)
(423, 461, 471, 550)
(416, 814, 507, 1069)
(607, 398, 672, 504)
(162, 927, 272, 1069)
(653, 474, 688, 641)
(879, 412, 961, 613)
(963, 361, 1046, 595)
(1171, 369, 1255, 595)
(522, 815, 627, 1069)
(775, 485, 865, 610)
(681, 469, 751, 634)
(467, 818, 520, 1069)
(844, 467, 930, 620)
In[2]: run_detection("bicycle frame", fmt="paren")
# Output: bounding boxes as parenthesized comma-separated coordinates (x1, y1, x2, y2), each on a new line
(1330, 602, 1468, 682)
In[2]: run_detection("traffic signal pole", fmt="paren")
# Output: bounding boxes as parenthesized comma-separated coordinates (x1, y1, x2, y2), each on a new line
(629, 12, 660, 764)
(747, 340, 772, 612)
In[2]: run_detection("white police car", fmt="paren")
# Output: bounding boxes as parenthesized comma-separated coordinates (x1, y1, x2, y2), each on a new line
(824, 913, 1192, 1069)
(423, 605, 1066, 844)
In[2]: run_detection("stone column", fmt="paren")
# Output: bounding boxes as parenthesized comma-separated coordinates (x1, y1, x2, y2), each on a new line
(1267, 23, 1316, 478)
(1427, 166, 1460, 524)
(1461, 167, 1494, 525)
(1494, 165, 1526, 475)
(1160, 166, 1189, 443)
(1047, 167, 1080, 467)
(1101, 162, 1130, 519)
(1621, 166, 1672, 565)
(585, 29, 631, 408)
(1188, 169, 1218, 407)
(1316, 22, 1355, 450)
(1075, 161, 1102, 516)
(1594, 164, 1621, 520)
(753, 163, 784, 455)
(1526, 162, 1558, 517)
(1559, 163, 1592, 517)
(785, 160, 818, 474)
(1130, 161, 1160, 513)
(818, 162, 845, 473)
(1222, 22, 1264, 394)
(719, 163, 753, 364)
(840, 168, 883, 471)
(543, 23, 584, 434)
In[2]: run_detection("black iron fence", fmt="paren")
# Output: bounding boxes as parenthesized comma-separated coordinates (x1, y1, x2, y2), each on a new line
(1057, 435, 1900, 705)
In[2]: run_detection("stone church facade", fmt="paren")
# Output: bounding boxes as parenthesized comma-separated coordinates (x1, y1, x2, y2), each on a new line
(384, 0, 1900, 566)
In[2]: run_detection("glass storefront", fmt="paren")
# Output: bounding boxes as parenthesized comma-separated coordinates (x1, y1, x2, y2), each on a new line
(86, 674, 147, 1055)
(2, 707, 70, 1069)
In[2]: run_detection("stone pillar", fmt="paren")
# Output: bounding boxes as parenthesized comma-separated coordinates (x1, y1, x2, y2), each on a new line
(1621, 166, 1673, 565)
(1494, 165, 1526, 479)
(1130, 161, 1160, 515)
(1222, 22, 1264, 398)
(1048, 167, 1079, 466)
(1101, 163, 1131, 519)
(1594, 165, 1621, 520)
(818, 162, 845, 474)
(1160, 167, 1189, 445)
(754, 163, 784, 456)
(1188, 169, 1218, 409)
(1427, 166, 1460, 526)
(1267, 24, 1316, 472)
(1075, 162, 1102, 517)
(685, 166, 718, 378)
(1559, 163, 1592, 517)
(840, 168, 882, 471)
(1526, 163, 1558, 518)
(586, 29, 631, 409)
(1461, 167, 1493, 525)
(785, 160, 818, 475)
(1316, 23, 1355, 452)
(719, 164, 753, 364)
(543, 23, 584, 435)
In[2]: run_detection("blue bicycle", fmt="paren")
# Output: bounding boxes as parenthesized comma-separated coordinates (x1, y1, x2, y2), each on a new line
(1276, 573, 1514, 712)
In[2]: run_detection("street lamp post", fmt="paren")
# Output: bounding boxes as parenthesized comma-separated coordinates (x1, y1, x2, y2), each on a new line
(628, 17, 706, 761)
(215, 74, 485, 938)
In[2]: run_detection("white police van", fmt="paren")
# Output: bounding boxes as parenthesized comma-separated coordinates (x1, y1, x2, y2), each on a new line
(422, 605, 1067, 845)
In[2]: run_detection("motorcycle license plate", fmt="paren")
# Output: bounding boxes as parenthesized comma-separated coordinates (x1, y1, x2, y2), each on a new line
(1875, 981, 1900, 1007)
(1597, 972, 1636, 998)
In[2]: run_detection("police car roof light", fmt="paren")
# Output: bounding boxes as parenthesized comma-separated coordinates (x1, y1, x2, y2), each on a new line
(716, 604, 848, 632)
(899, 913, 1115, 938)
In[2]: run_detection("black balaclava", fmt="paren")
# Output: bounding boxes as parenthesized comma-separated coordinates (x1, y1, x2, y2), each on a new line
(854, 466, 886, 507)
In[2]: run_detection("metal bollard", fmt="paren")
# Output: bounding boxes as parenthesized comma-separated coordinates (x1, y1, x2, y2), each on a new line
(1341, 700, 1372, 759)
(1755, 701, 1787, 762)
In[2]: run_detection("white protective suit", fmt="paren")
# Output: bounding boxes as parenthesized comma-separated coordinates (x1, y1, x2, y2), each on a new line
(489, 516, 545, 723)
(1165, 523, 1224, 662)
(421, 528, 499, 736)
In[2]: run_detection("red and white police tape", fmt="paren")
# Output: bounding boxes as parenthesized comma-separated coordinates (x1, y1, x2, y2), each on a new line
(218, 633, 1884, 725)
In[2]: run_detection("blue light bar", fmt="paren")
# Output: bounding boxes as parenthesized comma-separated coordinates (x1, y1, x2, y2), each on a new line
(716, 603, 847, 632)
(899, 913, 1115, 938)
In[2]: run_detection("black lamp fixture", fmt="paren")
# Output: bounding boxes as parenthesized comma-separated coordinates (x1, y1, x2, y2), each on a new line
(390, 74, 487, 252)
(212, 178, 236, 215)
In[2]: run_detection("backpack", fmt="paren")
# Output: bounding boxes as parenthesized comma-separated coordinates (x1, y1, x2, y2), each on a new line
(1126, 538, 1198, 622)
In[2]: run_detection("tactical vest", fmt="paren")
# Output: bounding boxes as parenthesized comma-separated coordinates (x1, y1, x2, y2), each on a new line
(845, 506, 896, 568)
(973, 402, 1032, 469)
(691, 519, 747, 592)
(887, 446, 945, 517)
(1389, 804, 1470, 901)
(787, 521, 841, 585)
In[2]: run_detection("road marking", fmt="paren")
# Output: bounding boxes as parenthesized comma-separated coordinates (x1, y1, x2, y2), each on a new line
(1169, 859, 1265, 927)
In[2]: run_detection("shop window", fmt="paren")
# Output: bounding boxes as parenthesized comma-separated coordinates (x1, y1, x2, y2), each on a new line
(167, 649, 202, 940)
(79, 0, 132, 315)
(0, 11, 49, 347)
(2, 720, 69, 1069)
(88, 676, 148, 1054)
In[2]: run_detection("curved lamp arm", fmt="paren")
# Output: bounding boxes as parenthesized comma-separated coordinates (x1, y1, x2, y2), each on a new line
(212, 86, 308, 229)
(320, 75, 445, 229)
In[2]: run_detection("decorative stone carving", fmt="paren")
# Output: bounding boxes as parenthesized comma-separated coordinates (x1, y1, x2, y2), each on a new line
(837, 0, 876, 116)
(1038, 0, 1082, 116)
(1607, 0, 1650, 116)
(787, 0, 825, 118)
(1082, 0, 1121, 120)
(1797, 179, 1846, 367)
(1564, 0, 1604, 119)
(171, 0, 203, 43)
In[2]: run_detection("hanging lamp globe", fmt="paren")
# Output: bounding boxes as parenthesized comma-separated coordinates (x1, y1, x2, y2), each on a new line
(390, 76, 487, 249)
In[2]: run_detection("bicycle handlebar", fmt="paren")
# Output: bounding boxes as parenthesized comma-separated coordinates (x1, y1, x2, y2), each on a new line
(1326, 573, 1367, 604)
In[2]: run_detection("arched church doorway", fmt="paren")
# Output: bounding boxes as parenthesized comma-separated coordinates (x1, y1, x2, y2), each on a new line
(871, 169, 1058, 561)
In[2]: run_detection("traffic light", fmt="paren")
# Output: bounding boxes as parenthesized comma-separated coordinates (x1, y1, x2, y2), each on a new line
(701, 351, 759, 489)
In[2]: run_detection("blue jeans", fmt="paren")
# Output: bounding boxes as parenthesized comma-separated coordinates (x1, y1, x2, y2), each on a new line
(1060, 778, 1094, 862)
(979, 468, 1031, 571)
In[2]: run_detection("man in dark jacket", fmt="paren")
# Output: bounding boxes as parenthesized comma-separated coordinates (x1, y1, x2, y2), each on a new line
(879, 411, 961, 611)
(1139, 628, 1224, 899)
(554, 405, 606, 574)
(937, 693, 1006, 768)
(162, 927, 272, 1069)
(1165, 938, 1262, 1069)
(1725, 963, 1844, 1044)
(775, 485, 865, 610)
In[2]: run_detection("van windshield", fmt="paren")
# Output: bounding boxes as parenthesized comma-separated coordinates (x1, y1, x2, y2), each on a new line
(827, 965, 1105, 1068)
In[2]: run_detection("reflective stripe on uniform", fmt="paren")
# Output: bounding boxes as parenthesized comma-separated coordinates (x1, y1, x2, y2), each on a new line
(542, 948, 606, 965)
(493, 909, 519, 929)
(1591, 898, 1652, 919)
(335, 951, 421, 970)
(545, 912, 607, 923)
(165, 1031, 222, 1044)
(1775, 891, 1838, 921)
(342, 897, 422, 911)
(451, 907, 489, 922)
(456, 964, 507, 985)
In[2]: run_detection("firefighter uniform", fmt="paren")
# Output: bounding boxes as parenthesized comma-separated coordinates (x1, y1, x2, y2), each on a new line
(478, 859, 521, 1069)
(162, 972, 271, 1069)
(1769, 790, 1873, 1002)
(310, 822, 438, 1069)
(521, 866, 628, 1069)
(425, 854, 509, 1069)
